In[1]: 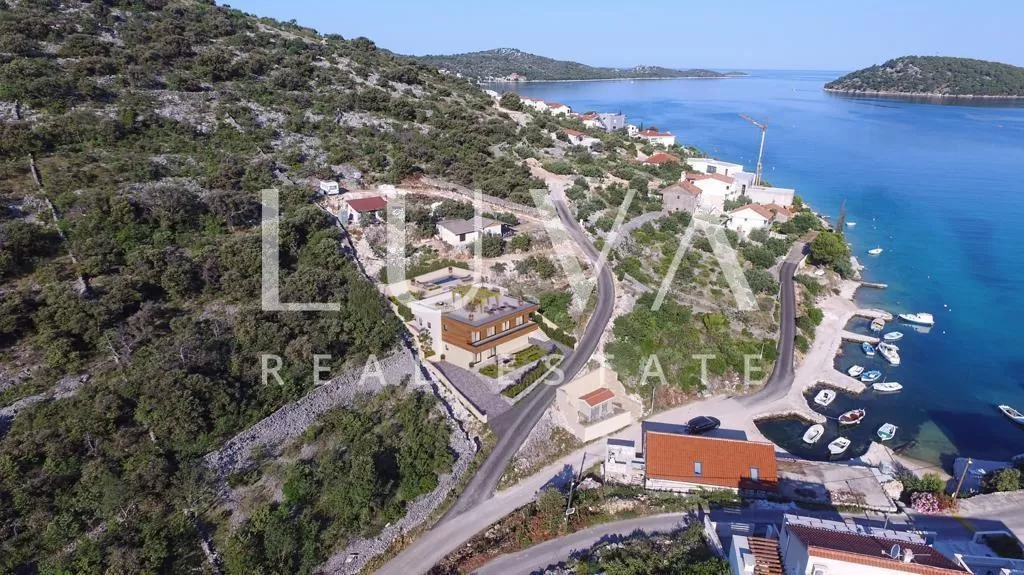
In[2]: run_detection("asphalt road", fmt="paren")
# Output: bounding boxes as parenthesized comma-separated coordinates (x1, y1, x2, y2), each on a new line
(376, 199, 617, 574)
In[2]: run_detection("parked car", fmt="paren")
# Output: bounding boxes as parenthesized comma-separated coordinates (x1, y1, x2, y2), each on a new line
(686, 416, 721, 435)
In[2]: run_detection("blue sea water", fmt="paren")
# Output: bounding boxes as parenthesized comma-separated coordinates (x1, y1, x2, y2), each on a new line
(500, 71, 1024, 466)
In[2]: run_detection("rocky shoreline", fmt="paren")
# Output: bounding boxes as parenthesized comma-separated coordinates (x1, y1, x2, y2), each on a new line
(824, 87, 1024, 100)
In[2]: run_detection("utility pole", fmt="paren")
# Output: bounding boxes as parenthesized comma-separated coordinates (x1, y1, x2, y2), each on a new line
(739, 114, 768, 186)
(952, 458, 973, 499)
(565, 452, 586, 521)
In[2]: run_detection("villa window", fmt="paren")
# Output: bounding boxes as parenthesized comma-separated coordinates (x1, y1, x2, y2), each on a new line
(459, 233, 466, 242)
(750, 467, 760, 481)
(471, 331, 480, 342)
(502, 321, 510, 332)
(487, 326, 495, 337)
(694, 461, 702, 476)
(516, 315, 524, 326)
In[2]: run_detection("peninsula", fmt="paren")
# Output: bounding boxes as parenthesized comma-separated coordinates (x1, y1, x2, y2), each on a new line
(412, 47, 744, 82)
(825, 56, 1024, 98)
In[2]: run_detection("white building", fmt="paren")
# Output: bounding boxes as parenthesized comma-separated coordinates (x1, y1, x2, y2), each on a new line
(727, 204, 775, 236)
(687, 158, 745, 178)
(521, 96, 571, 115)
(683, 172, 738, 213)
(747, 184, 796, 207)
(563, 129, 602, 150)
(626, 124, 640, 137)
(555, 367, 642, 442)
(636, 128, 676, 147)
(341, 196, 387, 225)
(437, 217, 503, 247)
(319, 180, 341, 195)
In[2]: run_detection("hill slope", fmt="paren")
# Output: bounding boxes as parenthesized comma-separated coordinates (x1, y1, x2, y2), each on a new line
(0, 1, 538, 573)
(414, 47, 740, 81)
(825, 56, 1024, 97)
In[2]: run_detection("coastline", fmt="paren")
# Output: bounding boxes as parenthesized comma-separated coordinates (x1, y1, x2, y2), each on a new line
(823, 87, 1024, 100)
(481, 75, 747, 84)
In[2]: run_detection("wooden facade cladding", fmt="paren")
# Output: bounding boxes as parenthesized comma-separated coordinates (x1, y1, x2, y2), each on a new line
(441, 304, 539, 352)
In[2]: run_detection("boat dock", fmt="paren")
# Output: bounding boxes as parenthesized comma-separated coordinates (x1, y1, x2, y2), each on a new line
(854, 308, 893, 321)
(860, 281, 888, 289)
(841, 331, 880, 344)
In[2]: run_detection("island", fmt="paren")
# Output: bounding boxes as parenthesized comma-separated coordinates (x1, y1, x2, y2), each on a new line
(825, 56, 1024, 98)
(412, 47, 745, 82)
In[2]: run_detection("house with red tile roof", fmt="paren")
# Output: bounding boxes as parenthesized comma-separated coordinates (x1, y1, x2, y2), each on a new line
(682, 172, 737, 211)
(658, 181, 702, 214)
(636, 127, 676, 146)
(342, 195, 387, 225)
(556, 367, 642, 442)
(562, 129, 601, 150)
(641, 152, 681, 166)
(642, 423, 778, 493)
(726, 203, 785, 236)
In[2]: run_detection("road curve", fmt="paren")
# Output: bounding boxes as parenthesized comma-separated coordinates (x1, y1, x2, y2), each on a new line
(376, 199, 617, 574)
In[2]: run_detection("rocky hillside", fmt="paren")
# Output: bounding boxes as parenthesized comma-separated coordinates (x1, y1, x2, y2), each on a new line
(414, 47, 740, 81)
(825, 56, 1024, 97)
(0, 0, 532, 572)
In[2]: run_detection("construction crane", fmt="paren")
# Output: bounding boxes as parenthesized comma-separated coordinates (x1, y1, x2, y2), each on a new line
(739, 114, 767, 186)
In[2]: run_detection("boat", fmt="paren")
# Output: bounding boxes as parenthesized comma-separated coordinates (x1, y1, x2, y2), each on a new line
(847, 365, 865, 377)
(868, 247, 883, 256)
(883, 331, 904, 342)
(873, 381, 903, 393)
(828, 437, 851, 455)
(899, 312, 935, 326)
(814, 389, 836, 407)
(803, 424, 825, 444)
(870, 318, 885, 332)
(838, 409, 866, 425)
(860, 370, 882, 383)
(998, 405, 1024, 425)
(877, 342, 901, 366)
(861, 342, 876, 356)
(877, 423, 898, 441)
(847, 222, 857, 227)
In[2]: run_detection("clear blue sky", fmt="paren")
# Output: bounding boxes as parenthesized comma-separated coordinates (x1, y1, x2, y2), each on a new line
(224, 0, 1024, 70)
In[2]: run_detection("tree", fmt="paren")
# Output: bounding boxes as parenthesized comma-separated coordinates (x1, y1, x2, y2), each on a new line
(809, 231, 850, 267)
(479, 233, 504, 258)
(986, 468, 1023, 493)
(533, 256, 556, 279)
(499, 92, 523, 111)
(508, 233, 532, 252)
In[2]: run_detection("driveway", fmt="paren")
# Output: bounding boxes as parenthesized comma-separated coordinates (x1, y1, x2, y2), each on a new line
(434, 361, 510, 418)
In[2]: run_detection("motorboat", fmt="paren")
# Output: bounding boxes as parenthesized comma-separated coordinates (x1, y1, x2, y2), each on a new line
(883, 331, 904, 342)
(877, 423, 898, 442)
(873, 381, 903, 393)
(838, 409, 866, 425)
(868, 247, 883, 256)
(828, 437, 852, 455)
(877, 342, 901, 366)
(862, 342, 876, 356)
(999, 405, 1024, 425)
(848, 365, 865, 377)
(870, 318, 886, 332)
(847, 222, 857, 227)
(899, 312, 935, 326)
(803, 424, 825, 444)
(860, 370, 883, 383)
(814, 389, 836, 407)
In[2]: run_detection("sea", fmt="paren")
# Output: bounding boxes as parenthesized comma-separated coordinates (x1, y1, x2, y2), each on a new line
(497, 71, 1024, 468)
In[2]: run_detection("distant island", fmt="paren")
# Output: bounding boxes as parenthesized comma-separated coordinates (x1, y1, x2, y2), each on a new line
(412, 47, 745, 82)
(825, 56, 1024, 98)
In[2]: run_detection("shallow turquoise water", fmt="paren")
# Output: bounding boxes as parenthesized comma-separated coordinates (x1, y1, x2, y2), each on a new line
(501, 72, 1024, 466)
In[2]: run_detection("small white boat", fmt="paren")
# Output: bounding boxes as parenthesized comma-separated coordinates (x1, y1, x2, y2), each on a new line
(847, 222, 857, 227)
(848, 365, 865, 377)
(870, 318, 886, 332)
(862, 342, 876, 356)
(839, 409, 866, 425)
(814, 389, 836, 407)
(860, 370, 882, 383)
(877, 342, 901, 366)
(828, 437, 852, 455)
(899, 312, 935, 326)
(803, 424, 825, 444)
(999, 405, 1024, 425)
(877, 423, 898, 441)
(883, 331, 904, 342)
(873, 381, 903, 393)
(868, 247, 883, 256)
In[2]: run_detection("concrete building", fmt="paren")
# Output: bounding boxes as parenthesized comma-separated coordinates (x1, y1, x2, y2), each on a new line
(642, 423, 778, 494)
(727, 203, 776, 236)
(408, 286, 539, 369)
(598, 112, 626, 132)
(555, 366, 642, 442)
(637, 128, 676, 147)
(342, 196, 387, 225)
(604, 438, 644, 485)
(748, 184, 796, 207)
(563, 129, 602, 150)
(437, 217, 503, 247)
(687, 158, 745, 178)
(578, 112, 604, 130)
(684, 172, 738, 213)
(659, 181, 702, 214)
(730, 535, 784, 575)
(546, 101, 572, 116)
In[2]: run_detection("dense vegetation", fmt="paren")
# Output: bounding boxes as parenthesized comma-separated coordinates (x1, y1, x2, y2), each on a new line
(0, 0, 548, 571)
(574, 522, 729, 575)
(414, 48, 741, 81)
(825, 56, 1024, 97)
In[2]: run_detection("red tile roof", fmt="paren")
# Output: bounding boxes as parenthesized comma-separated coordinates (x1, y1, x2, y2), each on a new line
(787, 524, 969, 575)
(564, 128, 585, 137)
(731, 203, 776, 220)
(763, 203, 797, 217)
(579, 387, 615, 407)
(748, 537, 783, 575)
(661, 181, 702, 197)
(640, 128, 672, 137)
(346, 196, 388, 212)
(546, 101, 567, 108)
(686, 172, 734, 184)
(642, 152, 681, 165)
(579, 112, 599, 120)
(645, 431, 778, 490)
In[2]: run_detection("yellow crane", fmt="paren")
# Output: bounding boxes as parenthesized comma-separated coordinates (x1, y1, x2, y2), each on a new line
(739, 114, 767, 186)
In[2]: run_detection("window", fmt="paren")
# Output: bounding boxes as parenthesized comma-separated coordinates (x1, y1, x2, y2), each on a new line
(694, 461, 702, 476)
(515, 315, 524, 326)
(486, 326, 495, 337)
(459, 233, 466, 242)
(750, 467, 759, 481)
(707, 165, 717, 174)
(502, 320, 510, 332)
(471, 331, 480, 342)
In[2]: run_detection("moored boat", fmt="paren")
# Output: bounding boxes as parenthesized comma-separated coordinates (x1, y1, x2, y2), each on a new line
(847, 222, 857, 227)
(828, 437, 851, 455)
(814, 389, 837, 407)
(877, 342, 901, 366)
(868, 247, 883, 256)
(899, 312, 935, 326)
(803, 424, 825, 444)
(870, 318, 885, 332)
(999, 405, 1024, 425)
(860, 370, 882, 383)
(872, 381, 903, 393)
(883, 331, 904, 342)
(839, 409, 866, 425)
(848, 365, 865, 377)
(877, 423, 898, 441)
(862, 342, 876, 356)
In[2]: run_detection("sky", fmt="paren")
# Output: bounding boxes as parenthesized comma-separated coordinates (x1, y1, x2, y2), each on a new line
(224, 0, 1024, 71)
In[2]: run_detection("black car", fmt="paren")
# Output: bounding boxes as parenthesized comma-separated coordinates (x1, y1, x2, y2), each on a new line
(686, 416, 721, 435)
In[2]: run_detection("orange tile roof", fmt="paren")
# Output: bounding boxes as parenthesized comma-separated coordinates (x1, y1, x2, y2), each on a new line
(579, 387, 615, 407)
(661, 181, 702, 197)
(547, 101, 567, 108)
(731, 203, 776, 220)
(643, 152, 681, 165)
(748, 537, 783, 575)
(685, 172, 734, 184)
(644, 431, 778, 490)
(564, 128, 584, 137)
(787, 524, 969, 575)
(763, 203, 796, 216)
(346, 196, 388, 212)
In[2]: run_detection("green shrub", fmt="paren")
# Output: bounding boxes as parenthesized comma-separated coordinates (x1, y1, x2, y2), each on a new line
(502, 356, 563, 398)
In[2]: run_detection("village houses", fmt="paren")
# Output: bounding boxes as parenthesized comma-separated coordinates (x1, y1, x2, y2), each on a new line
(683, 172, 737, 212)
(659, 180, 702, 215)
(437, 217, 504, 247)
(636, 127, 677, 146)
(341, 195, 387, 225)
